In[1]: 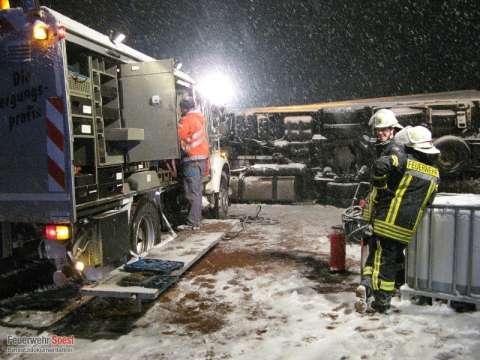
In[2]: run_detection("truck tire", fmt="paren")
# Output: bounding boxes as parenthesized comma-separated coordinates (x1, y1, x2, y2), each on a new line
(213, 172, 229, 219)
(131, 201, 160, 254)
(322, 107, 370, 139)
(433, 135, 471, 175)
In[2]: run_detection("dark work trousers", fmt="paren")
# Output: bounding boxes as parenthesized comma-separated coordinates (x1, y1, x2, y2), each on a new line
(182, 160, 205, 227)
(360, 236, 375, 297)
(362, 234, 407, 296)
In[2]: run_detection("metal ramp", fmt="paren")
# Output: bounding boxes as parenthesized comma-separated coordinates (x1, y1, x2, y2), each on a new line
(81, 219, 240, 301)
(0, 219, 239, 328)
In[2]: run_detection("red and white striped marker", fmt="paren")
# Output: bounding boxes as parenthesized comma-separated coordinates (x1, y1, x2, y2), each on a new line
(46, 97, 66, 192)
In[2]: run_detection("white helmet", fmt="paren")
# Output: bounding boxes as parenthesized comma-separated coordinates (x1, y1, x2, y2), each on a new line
(394, 126, 440, 154)
(369, 109, 403, 129)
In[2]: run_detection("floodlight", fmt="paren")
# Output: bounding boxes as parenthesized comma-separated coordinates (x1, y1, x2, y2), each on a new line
(110, 30, 126, 45)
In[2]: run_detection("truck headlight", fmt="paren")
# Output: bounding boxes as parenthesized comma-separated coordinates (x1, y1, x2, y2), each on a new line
(74, 261, 85, 272)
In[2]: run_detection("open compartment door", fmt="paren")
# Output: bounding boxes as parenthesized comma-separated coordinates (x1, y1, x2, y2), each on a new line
(119, 59, 180, 162)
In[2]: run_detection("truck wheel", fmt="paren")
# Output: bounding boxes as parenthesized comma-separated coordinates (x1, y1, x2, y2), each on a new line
(433, 135, 471, 175)
(213, 172, 229, 219)
(131, 201, 160, 254)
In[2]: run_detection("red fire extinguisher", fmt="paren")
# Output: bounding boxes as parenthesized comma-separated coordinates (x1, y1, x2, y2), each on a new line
(329, 225, 346, 272)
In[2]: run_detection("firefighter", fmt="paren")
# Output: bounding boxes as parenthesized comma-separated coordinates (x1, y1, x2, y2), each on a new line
(363, 109, 405, 221)
(356, 126, 440, 313)
(361, 109, 405, 294)
(177, 96, 209, 230)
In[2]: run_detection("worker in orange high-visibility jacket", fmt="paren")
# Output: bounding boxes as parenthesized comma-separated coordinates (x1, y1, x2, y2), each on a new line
(177, 96, 209, 230)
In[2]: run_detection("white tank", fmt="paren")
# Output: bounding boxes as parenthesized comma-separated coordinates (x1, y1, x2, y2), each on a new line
(404, 193, 480, 306)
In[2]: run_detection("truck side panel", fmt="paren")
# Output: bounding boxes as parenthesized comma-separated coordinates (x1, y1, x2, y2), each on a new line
(0, 8, 74, 223)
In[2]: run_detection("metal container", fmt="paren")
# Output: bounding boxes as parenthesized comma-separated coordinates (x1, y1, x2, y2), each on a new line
(403, 193, 480, 306)
(229, 176, 297, 203)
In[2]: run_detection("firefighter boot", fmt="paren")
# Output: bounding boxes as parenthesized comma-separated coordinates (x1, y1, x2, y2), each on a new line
(395, 267, 405, 289)
(354, 278, 373, 314)
(369, 291, 392, 314)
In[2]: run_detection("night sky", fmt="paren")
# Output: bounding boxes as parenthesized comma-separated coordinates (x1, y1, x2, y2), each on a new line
(35, 0, 480, 109)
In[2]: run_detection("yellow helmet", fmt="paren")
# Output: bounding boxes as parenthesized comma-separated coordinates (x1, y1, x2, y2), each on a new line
(369, 109, 403, 129)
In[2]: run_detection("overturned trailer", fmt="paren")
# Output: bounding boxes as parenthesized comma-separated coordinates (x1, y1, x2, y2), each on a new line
(225, 90, 480, 205)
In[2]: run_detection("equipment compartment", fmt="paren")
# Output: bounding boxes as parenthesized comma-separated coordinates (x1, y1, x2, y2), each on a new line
(98, 165, 123, 184)
(75, 184, 98, 204)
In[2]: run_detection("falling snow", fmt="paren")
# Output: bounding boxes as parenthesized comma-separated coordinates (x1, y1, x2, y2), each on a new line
(35, 0, 480, 109)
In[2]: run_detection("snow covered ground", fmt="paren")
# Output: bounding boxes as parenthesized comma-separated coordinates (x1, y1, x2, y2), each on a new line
(1, 204, 479, 360)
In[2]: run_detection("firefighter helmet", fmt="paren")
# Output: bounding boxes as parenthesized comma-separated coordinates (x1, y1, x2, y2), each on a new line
(369, 109, 403, 130)
(180, 96, 196, 112)
(395, 126, 440, 154)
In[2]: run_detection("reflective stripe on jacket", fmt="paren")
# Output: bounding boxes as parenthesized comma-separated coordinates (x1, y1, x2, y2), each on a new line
(363, 141, 405, 222)
(370, 152, 439, 243)
(178, 111, 209, 162)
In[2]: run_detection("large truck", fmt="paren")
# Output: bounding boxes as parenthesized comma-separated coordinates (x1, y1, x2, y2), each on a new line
(226, 91, 480, 205)
(0, 1, 230, 285)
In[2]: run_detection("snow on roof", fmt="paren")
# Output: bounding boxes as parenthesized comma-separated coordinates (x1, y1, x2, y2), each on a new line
(244, 90, 480, 115)
(312, 134, 327, 140)
(284, 115, 313, 124)
(272, 140, 290, 148)
(433, 193, 480, 207)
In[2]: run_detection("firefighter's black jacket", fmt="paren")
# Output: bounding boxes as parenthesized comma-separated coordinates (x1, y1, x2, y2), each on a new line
(375, 138, 403, 158)
(363, 139, 405, 223)
(364, 148, 439, 243)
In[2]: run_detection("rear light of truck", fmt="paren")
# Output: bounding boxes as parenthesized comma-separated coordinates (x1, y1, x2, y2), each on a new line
(0, 0, 10, 10)
(44, 225, 71, 241)
(33, 20, 49, 40)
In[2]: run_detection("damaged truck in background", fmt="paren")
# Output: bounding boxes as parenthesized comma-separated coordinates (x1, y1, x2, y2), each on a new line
(0, 2, 229, 290)
(222, 91, 480, 206)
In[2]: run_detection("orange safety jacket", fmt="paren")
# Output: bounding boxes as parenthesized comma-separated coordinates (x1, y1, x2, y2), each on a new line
(178, 110, 209, 162)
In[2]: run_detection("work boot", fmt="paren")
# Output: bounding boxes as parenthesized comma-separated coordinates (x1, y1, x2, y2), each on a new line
(370, 291, 392, 314)
(395, 268, 405, 289)
(354, 279, 373, 314)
